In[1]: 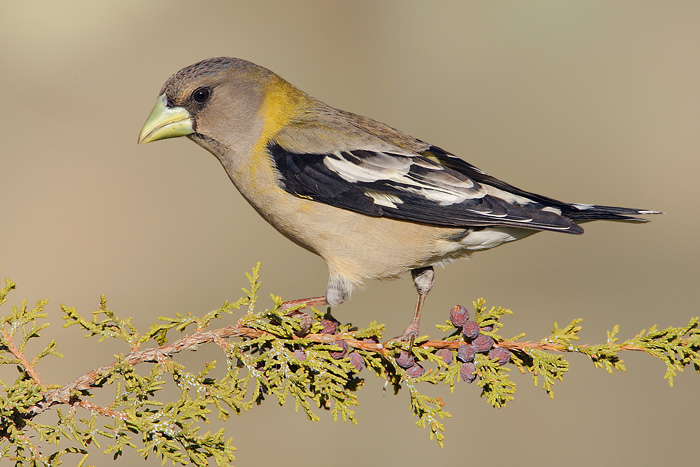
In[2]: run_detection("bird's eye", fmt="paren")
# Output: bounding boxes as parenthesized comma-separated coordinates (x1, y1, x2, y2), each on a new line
(192, 87, 210, 103)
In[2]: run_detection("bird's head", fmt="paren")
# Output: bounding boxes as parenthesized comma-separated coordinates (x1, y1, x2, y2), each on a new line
(138, 57, 303, 160)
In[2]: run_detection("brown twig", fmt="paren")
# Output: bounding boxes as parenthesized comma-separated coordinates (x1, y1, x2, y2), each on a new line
(73, 399, 129, 421)
(27, 308, 659, 420)
(495, 340, 650, 353)
(422, 339, 650, 353)
(8, 431, 44, 462)
(0, 327, 44, 386)
(26, 321, 262, 417)
(279, 296, 328, 312)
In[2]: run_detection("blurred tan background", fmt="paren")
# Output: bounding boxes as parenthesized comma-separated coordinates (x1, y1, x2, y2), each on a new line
(1, 1, 698, 465)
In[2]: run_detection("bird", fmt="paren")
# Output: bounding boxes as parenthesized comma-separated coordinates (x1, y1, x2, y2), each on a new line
(138, 57, 659, 347)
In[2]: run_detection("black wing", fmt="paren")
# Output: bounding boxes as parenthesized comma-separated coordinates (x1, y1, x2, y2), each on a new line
(423, 145, 658, 222)
(269, 142, 585, 234)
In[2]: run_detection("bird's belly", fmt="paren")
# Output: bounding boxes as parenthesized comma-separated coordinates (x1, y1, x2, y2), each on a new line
(260, 196, 532, 282)
(234, 170, 535, 285)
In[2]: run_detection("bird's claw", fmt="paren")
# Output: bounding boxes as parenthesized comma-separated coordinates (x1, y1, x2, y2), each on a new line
(386, 324, 420, 352)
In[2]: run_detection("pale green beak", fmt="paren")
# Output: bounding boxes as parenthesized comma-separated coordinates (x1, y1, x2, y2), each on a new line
(138, 93, 194, 144)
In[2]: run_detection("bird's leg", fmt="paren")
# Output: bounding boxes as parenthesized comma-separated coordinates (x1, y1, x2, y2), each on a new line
(400, 266, 435, 351)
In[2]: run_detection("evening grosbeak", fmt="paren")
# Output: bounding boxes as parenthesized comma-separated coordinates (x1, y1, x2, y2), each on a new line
(138, 57, 659, 346)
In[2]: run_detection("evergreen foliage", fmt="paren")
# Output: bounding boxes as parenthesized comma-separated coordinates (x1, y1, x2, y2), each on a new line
(0, 266, 698, 466)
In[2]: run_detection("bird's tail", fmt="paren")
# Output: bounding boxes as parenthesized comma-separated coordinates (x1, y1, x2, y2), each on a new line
(565, 203, 662, 222)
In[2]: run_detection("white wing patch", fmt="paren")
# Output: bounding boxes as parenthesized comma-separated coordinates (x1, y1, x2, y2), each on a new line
(324, 150, 485, 207)
(396, 185, 472, 206)
(365, 190, 403, 208)
(324, 151, 410, 183)
(541, 206, 562, 215)
(482, 185, 536, 206)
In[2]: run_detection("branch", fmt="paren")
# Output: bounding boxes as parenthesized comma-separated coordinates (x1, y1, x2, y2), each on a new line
(0, 327, 44, 386)
(28, 313, 673, 418)
(1, 266, 698, 466)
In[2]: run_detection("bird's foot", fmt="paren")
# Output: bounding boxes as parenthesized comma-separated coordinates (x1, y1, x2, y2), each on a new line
(389, 322, 421, 352)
